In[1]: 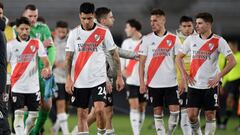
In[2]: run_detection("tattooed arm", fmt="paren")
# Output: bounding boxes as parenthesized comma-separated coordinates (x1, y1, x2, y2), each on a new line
(65, 52, 74, 94)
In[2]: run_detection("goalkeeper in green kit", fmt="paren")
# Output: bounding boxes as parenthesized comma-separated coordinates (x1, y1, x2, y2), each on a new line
(22, 4, 56, 135)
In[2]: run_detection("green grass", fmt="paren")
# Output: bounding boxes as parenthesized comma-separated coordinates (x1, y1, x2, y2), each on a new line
(41, 115, 240, 135)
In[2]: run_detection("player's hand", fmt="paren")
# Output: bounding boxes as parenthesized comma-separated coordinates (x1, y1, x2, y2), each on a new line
(106, 81, 113, 94)
(41, 67, 51, 79)
(183, 73, 196, 86)
(43, 39, 53, 48)
(65, 79, 74, 95)
(178, 79, 186, 95)
(208, 74, 221, 88)
(139, 83, 147, 94)
(134, 54, 140, 61)
(116, 76, 125, 91)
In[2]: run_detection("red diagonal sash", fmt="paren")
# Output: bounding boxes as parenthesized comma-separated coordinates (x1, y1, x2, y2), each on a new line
(74, 28, 106, 82)
(11, 39, 39, 88)
(147, 34, 176, 86)
(190, 38, 219, 78)
(125, 41, 141, 76)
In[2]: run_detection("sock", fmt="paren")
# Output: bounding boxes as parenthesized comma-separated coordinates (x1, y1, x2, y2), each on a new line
(77, 131, 89, 135)
(130, 109, 140, 135)
(97, 128, 106, 135)
(205, 119, 216, 135)
(58, 113, 70, 135)
(24, 111, 38, 135)
(52, 119, 60, 135)
(14, 110, 24, 135)
(180, 109, 191, 135)
(106, 128, 115, 135)
(71, 125, 78, 135)
(30, 108, 49, 134)
(154, 114, 166, 135)
(167, 111, 179, 135)
(190, 120, 202, 135)
(139, 111, 145, 132)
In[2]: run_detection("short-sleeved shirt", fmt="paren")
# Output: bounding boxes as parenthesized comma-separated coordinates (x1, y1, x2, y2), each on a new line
(179, 34, 232, 89)
(7, 38, 47, 93)
(139, 32, 181, 88)
(66, 24, 116, 88)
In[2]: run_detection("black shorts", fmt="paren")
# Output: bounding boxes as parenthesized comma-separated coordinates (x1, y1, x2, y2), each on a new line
(71, 82, 106, 109)
(54, 83, 70, 101)
(105, 93, 113, 107)
(148, 86, 179, 108)
(179, 91, 188, 108)
(126, 84, 148, 103)
(11, 91, 40, 111)
(223, 79, 240, 100)
(187, 87, 219, 110)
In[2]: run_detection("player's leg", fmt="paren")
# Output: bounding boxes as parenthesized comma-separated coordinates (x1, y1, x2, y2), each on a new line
(179, 92, 191, 135)
(166, 86, 180, 135)
(92, 83, 107, 135)
(87, 106, 96, 127)
(138, 90, 148, 132)
(105, 93, 114, 135)
(149, 87, 165, 135)
(187, 88, 203, 135)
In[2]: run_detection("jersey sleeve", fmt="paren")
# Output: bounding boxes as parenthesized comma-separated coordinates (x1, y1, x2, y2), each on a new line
(138, 36, 148, 56)
(38, 40, 47, 57)
(218, 37, 232, 57)
(66, 30, 75, 52)
(42, 24, 53, 41)
(6, 42, 11, 62)
(104, 29, 117, 51)
(179, 36, 191, 54)
(120, 40, 127, 69)
(174, 36, 182, 55)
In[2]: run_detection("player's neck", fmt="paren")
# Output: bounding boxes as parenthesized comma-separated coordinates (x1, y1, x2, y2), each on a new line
(200, 30, 213, 40)
(132, 32, 142, 41)
(155, 28, 167, 37)
(17, 36, 30, 42)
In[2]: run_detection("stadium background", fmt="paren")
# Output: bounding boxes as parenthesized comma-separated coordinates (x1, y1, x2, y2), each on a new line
(2, 0, 240, 134)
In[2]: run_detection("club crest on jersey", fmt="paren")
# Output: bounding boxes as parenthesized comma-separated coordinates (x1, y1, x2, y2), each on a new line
(209, 43, 214, 50)
(12, 96, 17, 103)
(30, 45, 36, 52)
(166, 40, 172, 46)
(94, 34, 100, 42)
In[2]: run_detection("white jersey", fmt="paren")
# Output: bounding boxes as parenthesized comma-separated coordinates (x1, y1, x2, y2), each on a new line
(7, 38, 47, 93)
(121, 38, 141, 86)
(139, 32, 181, 88)
(66, 24, 116, 88)
(180, 33, 232, 89)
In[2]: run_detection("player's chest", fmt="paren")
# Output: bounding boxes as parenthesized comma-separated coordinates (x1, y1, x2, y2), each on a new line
(148, 39, 175, 57)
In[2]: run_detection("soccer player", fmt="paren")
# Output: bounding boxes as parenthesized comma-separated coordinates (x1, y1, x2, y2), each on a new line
(176, 12, 236, 135)
(176, 16, 195, 135)
(121, 19, 147, 135)
(139, 9, 181, 135)
(51, 21, 70, 135)
(22, 4, 56, 135)
(65, 2, 124, 135)
(7, 17, 51, 135)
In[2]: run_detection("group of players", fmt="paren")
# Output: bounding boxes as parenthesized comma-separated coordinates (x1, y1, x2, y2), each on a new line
(0, 1, 239, 135)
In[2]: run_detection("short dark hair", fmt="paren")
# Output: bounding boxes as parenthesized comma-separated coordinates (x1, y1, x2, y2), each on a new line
(37, 16, 46, 23)
(0, 2, 3, 9)
(126, 19, 142, 31)
(25, 4, 37, 11)
(150, 9, 165, 16)
(179, 16, 193, 24)
(195, 12, 213, 23)
(79, 2, 95, 14)
(95, 7, 111, 22)
(15, 17, 31, 27)
(56, 21, 68, 28)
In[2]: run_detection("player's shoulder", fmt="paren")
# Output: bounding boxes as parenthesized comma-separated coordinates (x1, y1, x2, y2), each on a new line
(35, 22, 49, 29)
(212, 34, 222, 39)
(143, 32, 154, 40)
(7, 39, 17, 46)
(123, 38, 132, 43)
(166, 31, 177, 37)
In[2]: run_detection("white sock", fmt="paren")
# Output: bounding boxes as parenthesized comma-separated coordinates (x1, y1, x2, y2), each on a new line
(139, 111, 145, 132)
(24, 111, 38, 134)
(130, 109, 140, 135)
(14, 110, 24, 135)
(58, 113, 70, 135)
(106, 128, 115, 135)
(167, 111, 179, 135)
(180, 109, 191, 135)
(77, 131, 89, 135)
(97, 128, 106, 135)
(190, 120, 202, 135)
(205, 119, 216, 135)
(154, 114, 166, 135)
(71, 125, 78, 135)
(52, 119, 60, 135)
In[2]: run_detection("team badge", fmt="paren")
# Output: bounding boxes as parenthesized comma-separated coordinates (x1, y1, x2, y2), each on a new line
(77, 37, 81, 40)
(209, 43, 214, 50)
(30, 45, 36, 52)
(12, 96, 17, 103)
(94, 34, 100, 42)
(71, 96, 75, 103)
(166, 40, 172, 46)
(151, 42, 155, 45)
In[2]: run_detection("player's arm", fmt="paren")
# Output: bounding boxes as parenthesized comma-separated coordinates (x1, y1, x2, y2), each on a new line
(139, 55, 147, 94)
(117, 47, 138, 60)
(39, 56, 51, 79)
(65, 51, 74, 94)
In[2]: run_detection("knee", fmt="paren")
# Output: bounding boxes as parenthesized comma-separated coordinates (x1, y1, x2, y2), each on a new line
(95, 107, 105, 117)
(188, 113, 198, 122)
(154, 107, 163, 115)
(205, 111, 215, 121)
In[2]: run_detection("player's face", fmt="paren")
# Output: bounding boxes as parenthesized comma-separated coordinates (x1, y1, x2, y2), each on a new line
(0, 8, 3, 19)
(150, 15, 165, 33)
(16, 24, 30, 40)
(79, 13, 95, 30)
(55, 27, 68, 39)
(195, 18, 211, 34)
(23, 9, 38, 26)
(124, 23, 134, 37)
(180, 21, 194, 36)
(103, 12, 115, 28)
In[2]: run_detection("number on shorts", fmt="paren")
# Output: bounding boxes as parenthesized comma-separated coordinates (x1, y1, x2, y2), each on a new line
(98, 86, 106, 96)
(36, 91, 41, 101)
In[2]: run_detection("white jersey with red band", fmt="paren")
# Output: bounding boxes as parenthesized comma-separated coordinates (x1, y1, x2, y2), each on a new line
(65, 24, 116, 88)
(138, 32, 181, 88)
(180, 34, 232, 89)
(121, 38, 141, 86)
(7, 38, 47, 93)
